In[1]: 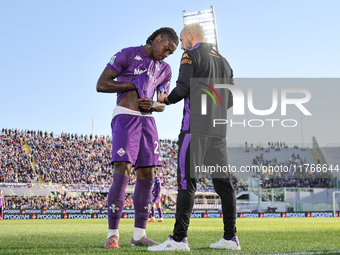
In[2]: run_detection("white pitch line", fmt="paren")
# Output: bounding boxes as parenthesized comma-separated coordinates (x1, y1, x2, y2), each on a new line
(263, 251, 340, 255)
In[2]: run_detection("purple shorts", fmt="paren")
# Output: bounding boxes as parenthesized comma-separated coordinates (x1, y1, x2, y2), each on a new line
(152, 196, 161, 204)
(111, 114, 162, 168)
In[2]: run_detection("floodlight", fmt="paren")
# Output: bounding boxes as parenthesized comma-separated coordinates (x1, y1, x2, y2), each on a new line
(182, 5, 219, 51)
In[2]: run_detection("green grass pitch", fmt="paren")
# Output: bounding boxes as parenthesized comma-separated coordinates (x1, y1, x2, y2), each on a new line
(1, 218, 340, 254)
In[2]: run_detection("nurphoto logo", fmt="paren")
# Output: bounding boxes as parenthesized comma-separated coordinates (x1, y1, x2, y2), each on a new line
(198, 82, 312, 128)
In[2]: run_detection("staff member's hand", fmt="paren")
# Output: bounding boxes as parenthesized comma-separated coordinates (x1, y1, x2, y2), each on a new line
(157, 88, 168, 103)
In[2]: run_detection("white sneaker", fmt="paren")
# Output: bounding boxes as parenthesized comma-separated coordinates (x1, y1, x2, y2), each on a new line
(209, 236, 241, 250)
(147, 235, 190, 251)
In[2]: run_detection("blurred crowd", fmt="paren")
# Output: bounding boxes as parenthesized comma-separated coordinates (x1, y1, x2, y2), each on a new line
(5, 195, 56, 210)
(0, 129, 38, 183)
(0, 129, 179, 187)
(3, 193, 176, 211)
(0, 127, 336, 211)
(251, 150, 333, 189)
(4, 193, 108, 210)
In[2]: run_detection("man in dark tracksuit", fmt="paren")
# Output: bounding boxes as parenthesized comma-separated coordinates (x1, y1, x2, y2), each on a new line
(148, 23, 241, 251)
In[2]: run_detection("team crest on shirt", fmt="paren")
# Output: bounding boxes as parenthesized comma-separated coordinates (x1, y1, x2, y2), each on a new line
(117, 148, 126, 157)
(109, 55, 116, 65)
(156, 64, 160, 71)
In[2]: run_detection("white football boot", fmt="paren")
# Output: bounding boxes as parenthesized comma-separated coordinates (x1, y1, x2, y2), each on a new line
(209, 236, 241, 250)
(147, 235, 190, 251)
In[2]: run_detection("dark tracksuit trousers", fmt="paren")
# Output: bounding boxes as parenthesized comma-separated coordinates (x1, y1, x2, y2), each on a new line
(172, 131, 237, 241)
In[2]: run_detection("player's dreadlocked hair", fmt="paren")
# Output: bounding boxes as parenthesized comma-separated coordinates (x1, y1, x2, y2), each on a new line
(146, 27, 179, 46)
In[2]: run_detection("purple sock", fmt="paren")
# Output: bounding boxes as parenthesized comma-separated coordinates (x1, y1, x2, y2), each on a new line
(108, 173, 129, 229)
(157, 207, 163, 219)
(151, 207, 155, 218)
(133, 179, 153, 229)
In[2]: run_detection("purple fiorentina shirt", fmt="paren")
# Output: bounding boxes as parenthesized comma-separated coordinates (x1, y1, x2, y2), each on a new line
(106, 45, 172, 103)
(152, 176, 161, 197)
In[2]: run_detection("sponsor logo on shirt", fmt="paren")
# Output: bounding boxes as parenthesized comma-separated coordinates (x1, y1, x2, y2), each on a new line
(180, 53, 192, 65)
(134, 68, 147, 75)
(180, 59, 192, 65)
(147, 70, 157, 83)
(134, 55, 143, 61)
(133, 68, 158, 83)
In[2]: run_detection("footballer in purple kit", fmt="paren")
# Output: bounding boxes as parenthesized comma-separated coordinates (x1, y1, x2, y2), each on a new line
(148, 169, 164, 222)
(96, 27, 178, 249)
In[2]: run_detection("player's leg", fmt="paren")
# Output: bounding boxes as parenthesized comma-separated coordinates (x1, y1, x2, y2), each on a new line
(130, 166, 158, 246)
(148, 202, 156, 222)
(105, 115, 141, 249)
(155, 202, 164, 222)
(132, 117, 162, 247)
(213, 178, 237, 239)
(173, 133, 202, 241)
(105, 161, 132, 249)
(148, 132, 197, 251)
(210, 177, 240, 250)
(208, 138, 240, 250)
(209, 177, 240, 250)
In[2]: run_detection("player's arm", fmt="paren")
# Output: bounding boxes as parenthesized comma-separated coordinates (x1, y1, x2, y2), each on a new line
(96, 68, 135, 93)
(138, 67, 172, 112)
(157, 181, 162, 197)
(138, 98, 165, 112)
(151, 101, 166, 112)
(162, 51, 193, 105)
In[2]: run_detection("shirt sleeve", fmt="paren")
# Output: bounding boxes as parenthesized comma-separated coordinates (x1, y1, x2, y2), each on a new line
(157, 65, 172, 94)
(106, 48, 130, 75)
(167, 51, 194, 104)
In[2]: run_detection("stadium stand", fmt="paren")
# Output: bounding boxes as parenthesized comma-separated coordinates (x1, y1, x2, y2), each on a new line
(228, 145, 332, 189)
(1, 128, 339, 211)
(0, 130, 38, 183)
(321, 147, 340, 167)
(3, 193, 176, 212)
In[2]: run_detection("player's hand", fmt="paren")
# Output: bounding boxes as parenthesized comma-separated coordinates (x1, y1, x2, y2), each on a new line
(157, 88, 168, 103)
(138, 98, 153, 111)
